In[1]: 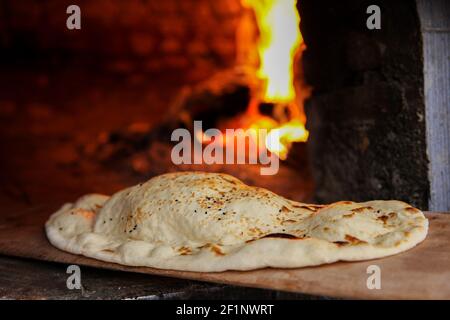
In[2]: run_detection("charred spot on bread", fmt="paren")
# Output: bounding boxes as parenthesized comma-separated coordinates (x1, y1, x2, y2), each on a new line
(210, 245, 224, 256)
(344, 234, 367, 244)
(178, 246, 192, 255)
(262, 233, 301, 239)
(378, 215, 389, 224)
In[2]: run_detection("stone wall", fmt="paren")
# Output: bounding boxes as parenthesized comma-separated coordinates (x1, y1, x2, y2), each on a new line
(299, 0, 430, 209)
(0, 0, 244, 77)
(417, 0, 450, 211)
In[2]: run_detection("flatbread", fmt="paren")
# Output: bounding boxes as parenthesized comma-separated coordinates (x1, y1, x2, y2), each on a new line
(45, 172, 428, 272)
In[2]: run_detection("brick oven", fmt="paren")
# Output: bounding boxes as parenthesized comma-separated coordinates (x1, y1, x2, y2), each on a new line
(0, 0, 449, 299)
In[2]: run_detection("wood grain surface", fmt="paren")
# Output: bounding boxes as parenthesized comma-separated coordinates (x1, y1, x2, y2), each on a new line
(0, 204, 449, 300)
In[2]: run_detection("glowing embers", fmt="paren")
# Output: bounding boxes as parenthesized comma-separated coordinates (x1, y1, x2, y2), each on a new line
(171, 121, 280, 175)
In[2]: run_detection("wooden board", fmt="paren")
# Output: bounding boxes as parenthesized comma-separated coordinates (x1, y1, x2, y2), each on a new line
(0, 204, 449, 300)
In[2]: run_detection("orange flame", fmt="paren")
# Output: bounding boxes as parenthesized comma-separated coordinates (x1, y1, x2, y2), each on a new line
(265, 119, 309, 159)
(242, 0, 302, 103)
(241, 0, 309, 159)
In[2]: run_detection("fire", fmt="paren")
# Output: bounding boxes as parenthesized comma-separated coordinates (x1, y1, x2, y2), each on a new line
(265, 119, 309, 160)
(240, 0, 309, 159)
(242, 0, 302, 103)
(195, 0, 309, 161)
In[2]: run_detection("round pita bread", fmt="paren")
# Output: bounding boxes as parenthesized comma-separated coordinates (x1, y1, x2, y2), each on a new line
(45, 172, 428, 272)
